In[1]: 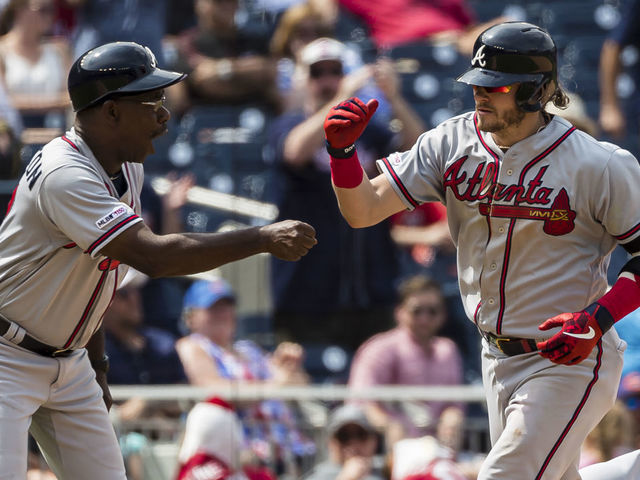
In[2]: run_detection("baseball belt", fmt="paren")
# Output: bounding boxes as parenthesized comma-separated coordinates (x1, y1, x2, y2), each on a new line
(481, 330, 538, 356)
(0, 314, 74, 357)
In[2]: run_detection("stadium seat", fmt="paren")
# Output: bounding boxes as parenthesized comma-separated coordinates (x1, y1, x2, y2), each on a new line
(302, 343, 353, 384)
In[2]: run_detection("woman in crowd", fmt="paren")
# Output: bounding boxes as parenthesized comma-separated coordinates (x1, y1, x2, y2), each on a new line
(0, 0, 71, 129)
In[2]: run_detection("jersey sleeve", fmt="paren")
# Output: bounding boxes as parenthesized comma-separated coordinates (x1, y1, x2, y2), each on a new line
(376, 128, 446, 211)
(596, 148, 640, 251)
(37, 163, 143, 257)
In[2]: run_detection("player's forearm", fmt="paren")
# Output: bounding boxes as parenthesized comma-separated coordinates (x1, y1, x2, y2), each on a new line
(332, 157, 404, 228)
(334, 178, 385, 228)
(594, 256, 640, 329)
(599, 40, 623, 107)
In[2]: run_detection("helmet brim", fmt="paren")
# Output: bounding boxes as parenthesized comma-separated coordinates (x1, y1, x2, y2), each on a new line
(117, 68, 187, 95)
(456, 68, 544, 87)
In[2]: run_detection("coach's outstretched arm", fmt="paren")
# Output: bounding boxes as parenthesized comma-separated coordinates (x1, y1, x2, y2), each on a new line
(101, 219, 317, 278)
(324, 97, 406, 228)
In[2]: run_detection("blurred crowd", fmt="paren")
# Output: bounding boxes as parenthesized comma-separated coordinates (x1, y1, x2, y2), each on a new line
(4, 0, 640, 479)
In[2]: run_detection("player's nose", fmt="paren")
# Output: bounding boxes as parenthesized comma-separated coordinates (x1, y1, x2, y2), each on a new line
(158, 104, 171, 123)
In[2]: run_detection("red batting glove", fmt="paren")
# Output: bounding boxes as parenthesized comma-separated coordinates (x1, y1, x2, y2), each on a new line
(324, 97, 378, 156)
(536, 304, 606, 365)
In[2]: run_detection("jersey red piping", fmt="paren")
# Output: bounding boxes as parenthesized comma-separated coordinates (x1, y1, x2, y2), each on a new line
(473, 301, 482, 326)
(473, 114, 502, 328)
(495, 126, 576, 333)
(104, 181, 115, 197)
(63, 268, 109, 348)
(380, 156, 420, 208)
(4, 186, 17, 218)
(534, 340, 603, 479)
(85, 214, 139, 255)
(61, 135, 79, 151)
(617, 222, 640, 241)
(473, 114, 501, 163)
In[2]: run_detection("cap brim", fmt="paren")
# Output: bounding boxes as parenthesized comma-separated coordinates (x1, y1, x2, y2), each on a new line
(456, 68, 543, 87)
(118, 68, 187, 94)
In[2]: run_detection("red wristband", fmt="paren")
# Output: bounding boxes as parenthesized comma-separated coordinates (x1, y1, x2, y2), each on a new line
(330, 150, 364, 189)
(597, 275, 640, 323)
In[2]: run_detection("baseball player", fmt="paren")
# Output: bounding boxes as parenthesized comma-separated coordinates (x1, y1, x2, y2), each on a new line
(0, 42, 316, 480)
(323, 22, 640, 479)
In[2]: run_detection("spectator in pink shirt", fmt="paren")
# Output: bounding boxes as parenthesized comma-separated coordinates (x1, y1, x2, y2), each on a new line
(348, 274, 464, 451)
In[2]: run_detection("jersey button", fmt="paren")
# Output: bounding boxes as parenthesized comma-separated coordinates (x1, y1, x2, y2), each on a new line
(488, 298, 495, 305)
(506, 169, 513, 175)
(498, 227, 505, 233)
(491, 263, 497, 270)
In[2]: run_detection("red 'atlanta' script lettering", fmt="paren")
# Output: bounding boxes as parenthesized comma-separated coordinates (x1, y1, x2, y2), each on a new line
(443, 156, 552, 205)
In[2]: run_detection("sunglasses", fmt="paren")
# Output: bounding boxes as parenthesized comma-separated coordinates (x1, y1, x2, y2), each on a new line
(117, 95, 167, 113)
(482, 85, 513, 94)
(309, 64, 343, 79)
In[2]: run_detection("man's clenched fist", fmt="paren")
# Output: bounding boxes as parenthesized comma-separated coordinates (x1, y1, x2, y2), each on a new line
(259, 220, 317, 261)
(537, 304, 606, 365)
(324, 97, 378, 155)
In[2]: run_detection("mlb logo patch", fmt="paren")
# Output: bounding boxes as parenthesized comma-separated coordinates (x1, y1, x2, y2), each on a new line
(96, 206, 128, 229)
(390, 153, 403, 166)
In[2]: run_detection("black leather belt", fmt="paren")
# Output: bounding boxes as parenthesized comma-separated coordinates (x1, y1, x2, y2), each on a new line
(481, 330, 538, 356)
(0, 314, 74, 357)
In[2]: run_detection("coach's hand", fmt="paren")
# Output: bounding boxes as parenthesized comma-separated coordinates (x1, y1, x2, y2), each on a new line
(324, 97, 378, 154)
(537, 305, 605, 365)
(260, 220, 317, 261)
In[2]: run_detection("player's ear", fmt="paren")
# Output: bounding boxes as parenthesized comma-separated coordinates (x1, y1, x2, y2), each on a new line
(100, 99, 121, 123)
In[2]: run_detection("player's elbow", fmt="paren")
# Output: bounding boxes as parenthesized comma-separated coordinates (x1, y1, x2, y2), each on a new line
(120, 256, 168, 279)
(340, 210, 374, 229)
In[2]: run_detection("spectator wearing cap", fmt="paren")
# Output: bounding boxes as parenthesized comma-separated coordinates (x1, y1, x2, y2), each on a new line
(269, 2, 332, 111)
(175, 278, 315, 476)
(303, 403, 385, 480)
(348, 275, 464, 450)
(266, 37, 425, 352)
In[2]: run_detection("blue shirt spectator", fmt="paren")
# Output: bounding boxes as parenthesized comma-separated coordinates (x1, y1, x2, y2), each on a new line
(265, 38, 425, 351)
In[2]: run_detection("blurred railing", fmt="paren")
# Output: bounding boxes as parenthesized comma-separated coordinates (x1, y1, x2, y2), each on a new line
(109, 384, 489, 480)
(111, 383, 486, 403)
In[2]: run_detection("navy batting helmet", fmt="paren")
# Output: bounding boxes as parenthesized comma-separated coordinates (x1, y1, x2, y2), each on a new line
(68, 42, 186, 112)
(456, 22, 558, 112)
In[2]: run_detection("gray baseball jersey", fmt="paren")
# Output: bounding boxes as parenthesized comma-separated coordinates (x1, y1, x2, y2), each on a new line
(377, 110, 634, 479)
(0, 128, 143, 349)
(377, 112, 640, 339)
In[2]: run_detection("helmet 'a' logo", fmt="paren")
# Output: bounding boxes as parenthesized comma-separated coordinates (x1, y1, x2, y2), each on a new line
(144, 46, 157, 68)
(472, 45, 487, 67)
